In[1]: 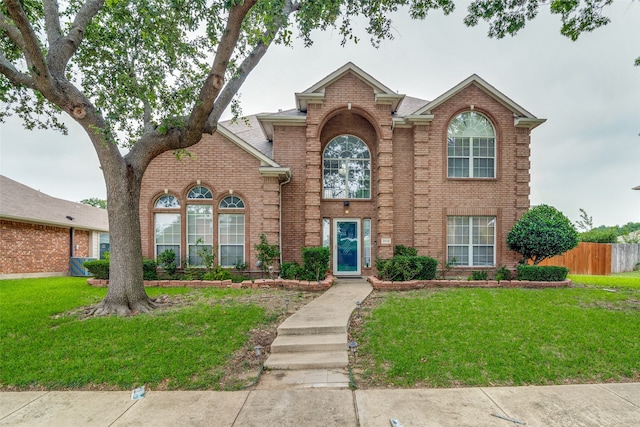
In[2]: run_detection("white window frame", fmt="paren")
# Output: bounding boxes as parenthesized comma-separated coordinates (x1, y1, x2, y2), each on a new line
(218, 196, 245, 268)
(322, 135, 371, 199)
(447, 112, 496, 178)
(447, 216, 496, 267)
(186, 204, 213, 266)
(154, 212, 181, 266)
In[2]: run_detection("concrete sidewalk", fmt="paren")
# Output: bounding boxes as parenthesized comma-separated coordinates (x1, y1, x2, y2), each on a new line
(2, 383, 639, 426)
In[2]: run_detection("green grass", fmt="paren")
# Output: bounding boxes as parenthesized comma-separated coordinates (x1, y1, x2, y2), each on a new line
(0, 277, 267, 390)
(570, 271, 640, 288)
(357, 284, 640, 388)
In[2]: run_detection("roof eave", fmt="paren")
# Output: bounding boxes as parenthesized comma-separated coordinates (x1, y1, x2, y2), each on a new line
(256, 114, 307, 141)
(216, 125, 281, 167)
(259, 167, 291, 181)
(514, 117, 547, 130)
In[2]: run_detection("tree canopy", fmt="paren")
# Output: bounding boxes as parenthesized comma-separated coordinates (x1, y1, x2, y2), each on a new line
(0, 0, 622, 315)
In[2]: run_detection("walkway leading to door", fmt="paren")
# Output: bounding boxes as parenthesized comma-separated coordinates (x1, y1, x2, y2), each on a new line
(262, 278, 372, 387)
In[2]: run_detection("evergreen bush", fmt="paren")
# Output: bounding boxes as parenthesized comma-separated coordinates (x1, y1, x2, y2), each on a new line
(377, 255, 438, 281)
(300, 247, 331, 281)
(83, 259, 110, 279)
(516, 265, 569, 281)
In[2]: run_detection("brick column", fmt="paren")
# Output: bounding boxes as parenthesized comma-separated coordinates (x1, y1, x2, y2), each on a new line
(304, 131, 322, 247)
(413, 124, 431, 254)
(377, 127, 394, 259)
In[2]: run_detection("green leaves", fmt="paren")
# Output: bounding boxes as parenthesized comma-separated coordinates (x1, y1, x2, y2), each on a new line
(507, 204, 579, 265)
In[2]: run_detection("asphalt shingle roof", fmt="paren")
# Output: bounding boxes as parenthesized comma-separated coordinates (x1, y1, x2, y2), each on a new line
(0, 175, 109, 231)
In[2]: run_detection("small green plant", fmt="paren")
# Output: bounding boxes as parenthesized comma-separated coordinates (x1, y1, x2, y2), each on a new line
(157, 249, 178, 277)
(197, 245, 216, 270)
(436, 253, 457, 279)
(494, 265, 512, 281)
(83, 259, 110, 279)
(469, 270, 488, 281)
(300, 246, 331, 281)
(254, 233, 280, 276)
(203, 266, 232, 281)
(142, 259, 158, 280)
(280, 261, 302, 280)
(233, 259, 248, 272)
(377, 256, 438, 281)
(394, 245, 418, 257)
(634, 262, 640, 272)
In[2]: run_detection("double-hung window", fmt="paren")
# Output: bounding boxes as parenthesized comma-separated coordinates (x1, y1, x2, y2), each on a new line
(218, 196, 245, 267)
(447, 216, 496, 266)
(154, 195, 181, 266)
(323, 135, 371, 199)
(447, 112, 496, 178)
(186, 186, 213, 266)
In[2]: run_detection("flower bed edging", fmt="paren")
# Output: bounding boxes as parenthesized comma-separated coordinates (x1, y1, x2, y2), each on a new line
(367, 276, 571, 290)
(87, 275, 335, 292)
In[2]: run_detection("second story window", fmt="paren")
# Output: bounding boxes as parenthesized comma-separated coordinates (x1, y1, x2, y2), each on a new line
(323, 135, 371, 199)
(447, 111, 496, 178)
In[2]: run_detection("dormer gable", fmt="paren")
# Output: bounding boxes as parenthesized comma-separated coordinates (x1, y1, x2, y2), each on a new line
(295, 62, 405, 113)
(408, 74, 545, 130)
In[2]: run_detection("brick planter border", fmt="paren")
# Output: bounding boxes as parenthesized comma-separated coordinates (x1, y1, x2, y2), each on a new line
(368, 276, 571, 291)
(87, 275, 335, 292)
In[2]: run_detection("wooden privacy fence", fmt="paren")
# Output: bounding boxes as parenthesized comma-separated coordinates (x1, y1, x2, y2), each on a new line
(539, 242, 611, 275)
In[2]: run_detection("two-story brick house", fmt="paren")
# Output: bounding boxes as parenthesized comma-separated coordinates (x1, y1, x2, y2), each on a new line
(140, 62, 545, 276)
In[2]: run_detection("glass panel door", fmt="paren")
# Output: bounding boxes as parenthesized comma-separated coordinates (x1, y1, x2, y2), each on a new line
(334, 219, 360, 275)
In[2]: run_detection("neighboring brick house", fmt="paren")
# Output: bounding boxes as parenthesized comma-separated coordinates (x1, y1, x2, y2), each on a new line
(0, 175, 109, 279)
(140, 63, 545, 276)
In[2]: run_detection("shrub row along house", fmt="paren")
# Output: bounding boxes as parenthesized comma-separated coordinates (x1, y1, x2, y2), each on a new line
(0, 175, 109, 279)
(140, 63, 545, 276)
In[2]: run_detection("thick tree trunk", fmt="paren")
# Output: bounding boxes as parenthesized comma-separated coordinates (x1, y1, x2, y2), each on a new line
(88, 163, 156, 316)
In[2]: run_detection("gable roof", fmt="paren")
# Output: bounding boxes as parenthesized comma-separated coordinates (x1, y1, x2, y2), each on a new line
(0, 175, 109, 231)
(411, 74, 546, 129)
(295, 62, 405, 113)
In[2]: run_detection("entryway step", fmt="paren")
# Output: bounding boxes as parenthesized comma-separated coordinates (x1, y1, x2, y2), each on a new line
(270, 333, 348, 354)
(264, 351, 349, 370)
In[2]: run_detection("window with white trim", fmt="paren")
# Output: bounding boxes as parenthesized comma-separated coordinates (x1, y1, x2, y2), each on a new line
(186, 187, 213, 266)
(154, 195, 181, 265)
(447, 216, 496, 266)
(447, 112, 495, 178)
(323, 135, 371, 199)
(218, 196, 245, 267)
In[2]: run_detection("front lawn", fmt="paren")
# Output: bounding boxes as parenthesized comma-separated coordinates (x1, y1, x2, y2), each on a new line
(353, 281, 640, 388)
(570, 271, 640, 288)
(0, 277, 305, 391)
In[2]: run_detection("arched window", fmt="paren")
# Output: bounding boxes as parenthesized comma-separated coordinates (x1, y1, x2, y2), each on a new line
(187, 186, 213, 199)
(447, 112, 496, 178)
(218, 196, 245, 267)
(186, 186, 213, 266)
(154, 195, 181, 265)
(323, 135, 371, 199)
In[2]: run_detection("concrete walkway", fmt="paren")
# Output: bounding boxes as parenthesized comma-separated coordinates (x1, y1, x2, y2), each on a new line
(2, 383, 639, 426)
(264, 278, 372, 372)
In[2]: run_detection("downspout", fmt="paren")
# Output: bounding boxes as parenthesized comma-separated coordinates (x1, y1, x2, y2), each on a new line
(278, 174, 292, 266)
(69, 227, 75, 257)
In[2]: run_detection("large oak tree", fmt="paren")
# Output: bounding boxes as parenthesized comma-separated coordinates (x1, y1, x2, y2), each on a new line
(0, 0, 618, 315)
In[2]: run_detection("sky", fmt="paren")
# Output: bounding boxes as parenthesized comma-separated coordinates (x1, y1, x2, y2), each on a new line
(1, 1, 639, 228)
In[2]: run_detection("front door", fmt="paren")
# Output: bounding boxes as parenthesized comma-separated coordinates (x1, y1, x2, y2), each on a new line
(334, 219, 360, 275)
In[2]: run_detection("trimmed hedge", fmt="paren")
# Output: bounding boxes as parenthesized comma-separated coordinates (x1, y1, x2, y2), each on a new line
(377, 255, 438, 281)
(280, 261, 302, 280)
(300, 246, 331, 281)
(83, 259, 159, 280)
(83, 259, 110, 279)
(516, 265, 569, 281)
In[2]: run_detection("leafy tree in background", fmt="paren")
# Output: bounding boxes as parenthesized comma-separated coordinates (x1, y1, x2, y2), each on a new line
(80, 197, 107, 209)
(507, 205, 579, 265)
(0, 0, 621, 315)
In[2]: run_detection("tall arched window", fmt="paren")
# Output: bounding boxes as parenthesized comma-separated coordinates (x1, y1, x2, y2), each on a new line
(154, 195, 181, 265)
(447, 112, 496, 178)
(218, 195, 245, 267)
(323, 135, 371, 199)
(187, 186, 213, 266)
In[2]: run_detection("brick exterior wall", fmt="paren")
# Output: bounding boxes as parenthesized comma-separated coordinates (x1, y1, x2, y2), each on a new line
(0, 220, 90, 276)
(140, 69, 535, 276)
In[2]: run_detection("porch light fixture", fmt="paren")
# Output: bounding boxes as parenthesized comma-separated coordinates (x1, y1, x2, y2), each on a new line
(348, 341, 358, 362)
(254, 345, 263, 359)
(355, 300, 361, 317)
(285, 297, 290, 313)
(344, 200, 350, 214)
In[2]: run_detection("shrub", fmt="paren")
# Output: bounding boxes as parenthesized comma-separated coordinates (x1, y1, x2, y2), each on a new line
(83, 259, 110, 279)
(394, 245, 417, 257)
(377, 256, 438, 281)
(254, 233, 280, 274)
(507, 204, 579, 265)
(579, 229, 617, 243)
(203, 266, 232, 281)
(494, 265, 512, 281)
(142, 259, 158, 280)
(157, 249, 177, 276)
(280, 261, 302, 280)
(516, 265, 569, 281)
(469, 270, 488, 281)
(300, 246, 331, 281)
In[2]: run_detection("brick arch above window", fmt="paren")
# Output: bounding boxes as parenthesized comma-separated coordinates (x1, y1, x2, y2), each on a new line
(154, 194, 180, 209)
(187, 185, 213, 200)
(447, 111, 496, 179)
(219, 195, 245, 209)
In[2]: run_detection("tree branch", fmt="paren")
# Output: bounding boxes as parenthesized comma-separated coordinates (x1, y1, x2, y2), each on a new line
(0, 9, 27, 52)
(207, 0, 300, 130)
(0, 52, 36, 88)
(48, 0, 105, 74)
(3, 0, 53, 93)
(43, 0, 63, 46)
